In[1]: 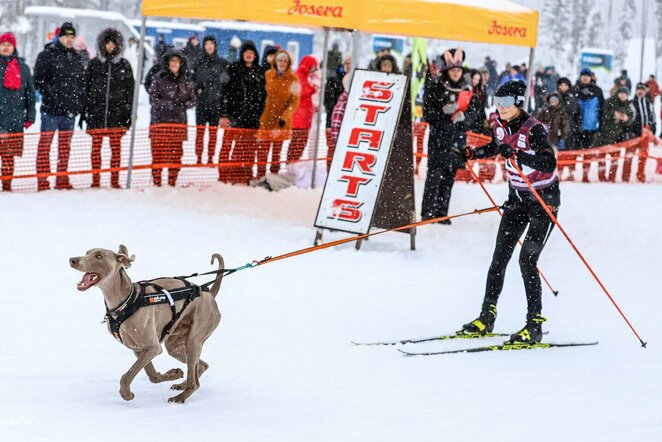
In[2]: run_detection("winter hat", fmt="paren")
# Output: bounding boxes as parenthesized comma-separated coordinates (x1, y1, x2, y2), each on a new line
(0, 32, 17, 48)
(59, 22, 76, 37)
(556, 77, 572, 89)
(441, 48, 465, 71)
(495, 80, 527, 107)
(635, 82, 647, 90)
(616, 86, 630, 96)
(203, 35, 217, 48)
(0, 32, 21, 91)
(579, 67, 593, 77)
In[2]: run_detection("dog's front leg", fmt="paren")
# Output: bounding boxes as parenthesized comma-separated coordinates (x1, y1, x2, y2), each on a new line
(119, 346, 162, 401)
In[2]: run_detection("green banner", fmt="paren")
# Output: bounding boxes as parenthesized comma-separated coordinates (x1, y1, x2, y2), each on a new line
(410, 38, 427, 119)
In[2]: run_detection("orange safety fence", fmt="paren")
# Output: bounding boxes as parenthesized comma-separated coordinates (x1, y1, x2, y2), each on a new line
(0, 125, 336, 192)
(0, 123, 659, 193)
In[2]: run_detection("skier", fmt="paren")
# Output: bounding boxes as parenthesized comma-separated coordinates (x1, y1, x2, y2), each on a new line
(453, 81, 560, 344)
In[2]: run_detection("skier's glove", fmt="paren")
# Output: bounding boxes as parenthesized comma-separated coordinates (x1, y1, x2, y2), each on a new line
(442, 102, 459, 115)
(498, 142, 514, 159)
(452, 146, 474, 162)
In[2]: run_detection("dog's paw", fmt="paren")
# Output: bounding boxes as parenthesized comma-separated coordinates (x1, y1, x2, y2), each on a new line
(170, 381, 186, 391)
(166, 368, 184, 380)
(120, 389, 135, 401)
(168, 393, 188, 404)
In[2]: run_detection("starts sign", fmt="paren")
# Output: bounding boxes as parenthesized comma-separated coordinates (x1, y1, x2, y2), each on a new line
(315, 70, 408, 235)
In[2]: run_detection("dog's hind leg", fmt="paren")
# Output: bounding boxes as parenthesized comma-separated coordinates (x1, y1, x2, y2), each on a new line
(165, 332, 209, 391)
(120, 345, 162, 401)
(168, 341, 203, 403)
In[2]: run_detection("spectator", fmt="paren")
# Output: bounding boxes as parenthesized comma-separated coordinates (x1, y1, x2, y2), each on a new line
(631, 82, 656, 137)
(479, 66, 492, 106)
(227, 36, 241, 63)
(616, 69, 632, 93)
(155, 34, 169, 61)
(261, 45, 279, 73)
(645, 74, 660, 102)
(148, 50, 196, 187)
(124, 36, 139, 80)
(574, 68, 604, 181)
(324, 56, 350, 169)
(219, 40, 266, 184)
(182, 34, 203, 75)
(34, 22, 85, 191)
(484, 56, 498, 96)
(609, 77, 630, 97)
(542, 66, 559, 99)
(402, 53, 412, 77)
(289, 55, 319, 164)
(496, 62, 511, 86)
(256, 50, 300, 178)
(520, 63, 528, 82)
(330, 74, 351, 148)
(82, 28, 134, 189)
(593, 86, 633, 182)
(368, 47, 390, 71)
(0, 32, 36, 192)
(193, 36, 230, 165)
(421, 48, 472, 224)
(326, 42, 342, 79)
(556, 77, 581, 150)
(466, 69, 488, 134)
(533, 66, 546, 111)
(497, 64, 526, 88)
(536, 91, 570, 150)
(375, 54, 400, 74)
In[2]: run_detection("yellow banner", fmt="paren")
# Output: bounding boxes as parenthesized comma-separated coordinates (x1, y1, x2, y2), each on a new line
(141, 0, 538, 48)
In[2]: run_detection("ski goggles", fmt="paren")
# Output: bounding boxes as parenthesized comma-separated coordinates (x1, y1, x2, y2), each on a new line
(494, 95, 518, 108)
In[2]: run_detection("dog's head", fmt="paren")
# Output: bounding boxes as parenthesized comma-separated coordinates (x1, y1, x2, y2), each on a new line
(69, 245, 135, 291)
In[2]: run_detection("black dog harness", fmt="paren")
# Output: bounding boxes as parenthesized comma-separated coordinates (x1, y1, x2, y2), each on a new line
(104, 278, 201, 344)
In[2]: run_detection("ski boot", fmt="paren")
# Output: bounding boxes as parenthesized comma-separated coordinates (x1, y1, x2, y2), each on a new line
(506, 314, 547, 345)
(457, 304, 497, 337)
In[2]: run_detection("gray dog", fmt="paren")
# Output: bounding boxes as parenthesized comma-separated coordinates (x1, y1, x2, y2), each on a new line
(70, 245, 223, 403)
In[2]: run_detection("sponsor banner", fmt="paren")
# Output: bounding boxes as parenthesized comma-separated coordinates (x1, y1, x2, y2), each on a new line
(315, 70, 407, 234)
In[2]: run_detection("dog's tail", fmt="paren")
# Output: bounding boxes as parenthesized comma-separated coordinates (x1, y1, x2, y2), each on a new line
(208, 253, 225, 298)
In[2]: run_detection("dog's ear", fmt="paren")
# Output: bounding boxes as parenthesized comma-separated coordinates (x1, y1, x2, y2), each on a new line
(117, 244, 135, 268)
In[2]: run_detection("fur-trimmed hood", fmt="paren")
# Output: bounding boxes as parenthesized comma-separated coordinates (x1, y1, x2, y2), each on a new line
(160, 49, 189, 79)
(96, 28, 125, 64)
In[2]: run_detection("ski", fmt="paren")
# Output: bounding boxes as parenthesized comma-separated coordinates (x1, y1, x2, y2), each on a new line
(398, 341, 599, 356)
(351, 332, 511, 346)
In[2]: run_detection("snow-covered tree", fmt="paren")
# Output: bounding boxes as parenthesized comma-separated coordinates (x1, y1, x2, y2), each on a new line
(615, 0, 637, 69)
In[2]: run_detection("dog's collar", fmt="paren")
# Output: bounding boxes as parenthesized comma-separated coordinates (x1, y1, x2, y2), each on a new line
(105, 284, 137, 318)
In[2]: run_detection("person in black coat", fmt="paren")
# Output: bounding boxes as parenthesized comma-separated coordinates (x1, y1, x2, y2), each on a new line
(556, 77, 580, 150)
(33, 22, 85, 190)
(148, 50, 196, 187)
(323, 56, 351, 169)
(421, 48, 473, 223)
(182, 35, 203, 76)
(193, 36, 229, 164)
(82, 28, 134, 188)
(631, 82, 656, 137)
(219, 40, 266, 184)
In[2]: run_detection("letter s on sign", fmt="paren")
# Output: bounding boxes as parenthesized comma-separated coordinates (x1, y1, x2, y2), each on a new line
(330, 199, 364, 223)
(361, 81, 394, 102)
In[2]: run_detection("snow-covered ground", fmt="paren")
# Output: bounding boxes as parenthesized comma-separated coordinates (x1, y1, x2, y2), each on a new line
(1, 180, 661, 441)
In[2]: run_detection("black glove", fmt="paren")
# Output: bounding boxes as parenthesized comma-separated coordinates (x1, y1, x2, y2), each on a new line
(452, 146, 473, 161)
(498, 142, 514, 159)
(278, 119, 286, 128)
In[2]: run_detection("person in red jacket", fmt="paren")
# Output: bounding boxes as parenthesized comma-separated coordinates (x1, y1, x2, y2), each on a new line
(288, 55, 319, 164)
(646, 74, 660, 103)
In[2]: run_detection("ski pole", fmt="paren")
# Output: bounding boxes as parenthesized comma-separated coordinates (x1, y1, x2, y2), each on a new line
(254, 206, 501, 267)
(465, 161, 559, 296)
(508, 156, 647, 348)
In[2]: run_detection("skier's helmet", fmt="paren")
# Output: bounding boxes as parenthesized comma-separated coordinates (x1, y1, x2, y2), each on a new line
(494, 80, 527, 108)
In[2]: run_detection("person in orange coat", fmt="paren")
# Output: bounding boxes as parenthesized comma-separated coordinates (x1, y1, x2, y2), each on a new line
(289, 55, 319, 163)
(256, 50, 301, 178)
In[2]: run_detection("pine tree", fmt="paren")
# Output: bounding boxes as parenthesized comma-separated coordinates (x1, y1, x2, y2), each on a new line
(616, 0, 637, 69)
(586, 10, 603, 49)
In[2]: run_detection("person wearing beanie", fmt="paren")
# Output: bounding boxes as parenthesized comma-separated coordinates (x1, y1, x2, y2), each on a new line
(574, 67, 605, 182)
(592, 86, 633, 181)
(219, 40, 266, 184)
(33, 21, 85, 191)
(81, 28, 135, 189)
(193, 35, 230, 165)
(631, 82, 656, 138)
(422, 47, 475, 224)
(452, 80, 560, 345)
(0, 32, 36, 192)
